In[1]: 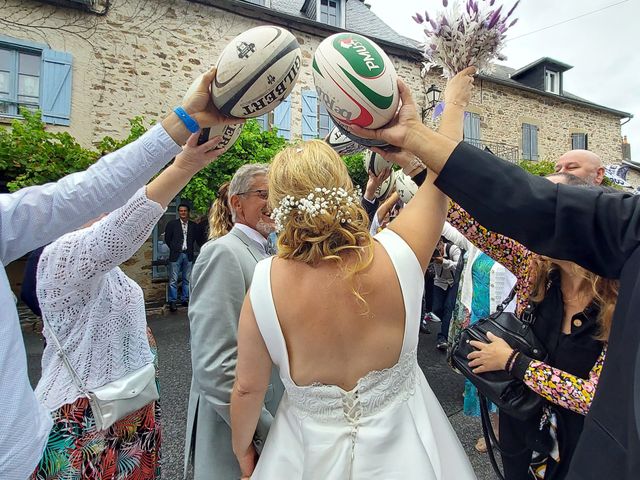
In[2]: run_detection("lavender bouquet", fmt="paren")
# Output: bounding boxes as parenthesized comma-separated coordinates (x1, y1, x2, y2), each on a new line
(413, 0, 520, 78)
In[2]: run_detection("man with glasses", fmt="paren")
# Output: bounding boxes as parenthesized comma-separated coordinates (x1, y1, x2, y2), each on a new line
(184, 164, 284, 480)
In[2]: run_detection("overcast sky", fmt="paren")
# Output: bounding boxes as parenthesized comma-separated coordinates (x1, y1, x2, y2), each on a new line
(365, 0, 639, 160)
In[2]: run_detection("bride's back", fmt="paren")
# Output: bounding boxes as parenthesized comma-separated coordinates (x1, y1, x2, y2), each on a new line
(270, 240, 406, 391)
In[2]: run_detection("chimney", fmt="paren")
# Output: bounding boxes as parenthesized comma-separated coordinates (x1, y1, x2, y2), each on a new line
(622, 135, 631, 160)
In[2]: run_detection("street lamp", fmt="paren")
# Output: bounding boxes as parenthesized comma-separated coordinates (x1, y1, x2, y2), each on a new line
(421, 83, 441, 121)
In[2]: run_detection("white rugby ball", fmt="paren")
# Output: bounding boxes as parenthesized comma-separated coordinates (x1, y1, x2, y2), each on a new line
(324, 125, 367, 156)
(331, 117, 388, 148)
(212, 26, 302, 118)
(375, 170, 395, 200)
(363, 149, 392, 176)
(184, 75, 243, 151)
(394, 172, 418, 204)
(313, 32, 399, 132)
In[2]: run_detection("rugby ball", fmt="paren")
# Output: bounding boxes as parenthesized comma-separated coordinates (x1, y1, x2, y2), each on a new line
(184, 75, 243, 151)
(324, 125, 367, 156)
(394, 172, 418, 204)
(212, 26, 302, 118)
(375, 170, 395, 200)
(332, 116, 388, 148)
(313, 32, 399, 131)
(363, 149, 392, 176)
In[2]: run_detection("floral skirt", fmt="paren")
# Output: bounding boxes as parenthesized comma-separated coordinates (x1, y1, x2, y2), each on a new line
(31, 329, 161, 480)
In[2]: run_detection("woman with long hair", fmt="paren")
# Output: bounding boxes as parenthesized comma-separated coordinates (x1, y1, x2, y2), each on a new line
(229, 70, 477, 479)
(447, 186, 617, 479)
(208, 181, 234, 240)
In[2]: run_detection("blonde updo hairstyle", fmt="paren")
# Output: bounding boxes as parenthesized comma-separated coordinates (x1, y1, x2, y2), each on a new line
(269, 140, 374, 303)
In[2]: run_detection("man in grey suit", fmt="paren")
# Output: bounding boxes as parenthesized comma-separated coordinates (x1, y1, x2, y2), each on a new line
(184, 164, 283, 479)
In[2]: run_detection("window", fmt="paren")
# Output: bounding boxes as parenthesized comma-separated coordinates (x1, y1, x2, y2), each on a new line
(571, 133, 588, 150)
(320, 0, 341, 27)
(301, 89, 318, 140)
(521, 123, 539, 160)
(243, 0, 266, 5)
(0, 36, 72, 125)
(545, 70, 560, 94)
(463, 112, 481, 148)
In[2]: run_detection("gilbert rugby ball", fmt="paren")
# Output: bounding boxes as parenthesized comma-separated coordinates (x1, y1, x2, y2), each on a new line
(184, 75, 243, 151)
(212, 26, 302, 118)
(324, 126, 367, 156)
(363, 149, 392, 176)
(394, 172, 418, 204)
(313, 32, 399, 131)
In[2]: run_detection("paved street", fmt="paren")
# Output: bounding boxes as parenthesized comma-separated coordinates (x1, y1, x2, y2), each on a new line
(24, 312, 495, 479)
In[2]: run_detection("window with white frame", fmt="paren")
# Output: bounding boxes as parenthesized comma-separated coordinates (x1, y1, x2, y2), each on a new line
(545, 70, 560, 94)
(320, 0, 341, 27)
(243, 0, 266, 5)
(0, 36, 73, 125)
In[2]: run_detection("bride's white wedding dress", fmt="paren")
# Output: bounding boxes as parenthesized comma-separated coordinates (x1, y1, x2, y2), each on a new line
(248, 229, 476, 479)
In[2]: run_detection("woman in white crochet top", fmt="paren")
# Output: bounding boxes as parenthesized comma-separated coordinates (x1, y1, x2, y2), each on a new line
(31, 130, 229, 480)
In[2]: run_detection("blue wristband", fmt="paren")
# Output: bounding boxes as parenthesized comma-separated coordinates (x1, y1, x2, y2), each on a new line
(173, 106, 200, 133)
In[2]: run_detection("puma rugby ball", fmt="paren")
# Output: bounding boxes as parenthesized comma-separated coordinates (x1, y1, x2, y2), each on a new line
(184, 75, 243, 151)
(313, 32, 399, 130)
(394, 172, 418, 204)
(324, 126, 366, 156)
(363, 150, 392, 176)
(212, 26, 302, 118)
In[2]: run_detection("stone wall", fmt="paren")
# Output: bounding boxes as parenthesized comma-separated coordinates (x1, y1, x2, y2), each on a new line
(1, 0, 626, 303)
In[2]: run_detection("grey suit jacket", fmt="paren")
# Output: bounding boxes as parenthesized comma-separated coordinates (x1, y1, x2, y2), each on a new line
(184, 226, 284, 479)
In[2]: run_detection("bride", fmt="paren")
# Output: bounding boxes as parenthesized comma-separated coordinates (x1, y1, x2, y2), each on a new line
(230, 68, 477, 479)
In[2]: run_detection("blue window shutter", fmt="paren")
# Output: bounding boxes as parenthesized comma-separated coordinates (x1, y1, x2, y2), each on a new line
(41, 48, 72, 126)
(531, 125, 538, 160)
(273, 96, 291, 140)
(301, 90, 318, 140)
(522, 124, 531, 160)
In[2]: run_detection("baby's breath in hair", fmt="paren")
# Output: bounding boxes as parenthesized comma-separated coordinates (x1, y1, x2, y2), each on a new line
(271, 186, 361, 233)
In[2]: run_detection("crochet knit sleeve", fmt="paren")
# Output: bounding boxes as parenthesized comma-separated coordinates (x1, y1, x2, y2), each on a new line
(37, 187, 165, 302)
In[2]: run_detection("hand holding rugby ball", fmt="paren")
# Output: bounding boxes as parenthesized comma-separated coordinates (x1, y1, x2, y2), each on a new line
(184, 74, 243, 151)
(212, 26, 302, 118)
(313, 32, 399, 147)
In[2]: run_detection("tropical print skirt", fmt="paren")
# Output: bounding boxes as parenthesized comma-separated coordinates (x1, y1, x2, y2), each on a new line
(31, 328, 161, 480)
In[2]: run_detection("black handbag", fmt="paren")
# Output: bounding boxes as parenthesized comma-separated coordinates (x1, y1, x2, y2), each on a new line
(449, 287, 547, 420)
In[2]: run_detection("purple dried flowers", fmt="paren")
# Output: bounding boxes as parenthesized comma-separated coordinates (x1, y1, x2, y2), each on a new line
(413, 0, 521, 78)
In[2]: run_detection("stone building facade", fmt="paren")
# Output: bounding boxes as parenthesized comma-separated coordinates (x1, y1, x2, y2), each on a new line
(1, 0, 631, 304)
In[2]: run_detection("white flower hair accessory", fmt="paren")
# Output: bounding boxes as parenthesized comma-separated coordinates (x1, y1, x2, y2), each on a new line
(271, 186, 362, 233)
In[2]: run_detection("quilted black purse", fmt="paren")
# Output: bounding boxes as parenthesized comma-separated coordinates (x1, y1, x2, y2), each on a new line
(449, 287, 547, 420)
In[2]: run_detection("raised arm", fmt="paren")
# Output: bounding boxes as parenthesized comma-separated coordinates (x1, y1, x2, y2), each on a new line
(37, 133, 226, 300)
(385, 69, 474, 271)
(447, 202, 533, 284)
(351, 67, 637, 278)
(0, 67, 238, 265)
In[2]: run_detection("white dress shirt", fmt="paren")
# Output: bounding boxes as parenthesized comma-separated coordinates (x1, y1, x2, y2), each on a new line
(235, 223, 269, 255)
(0, 124, 180, 479)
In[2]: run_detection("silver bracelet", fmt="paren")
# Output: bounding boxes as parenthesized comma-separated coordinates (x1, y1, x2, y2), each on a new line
(402, 156, 426, 175)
